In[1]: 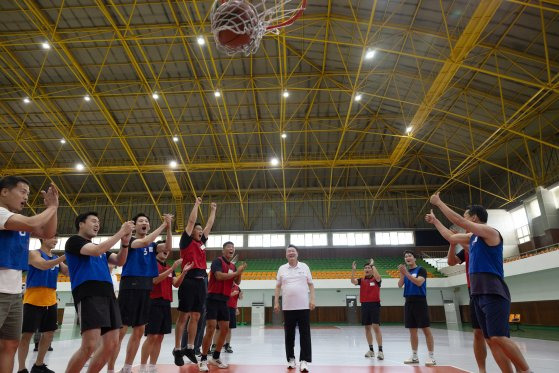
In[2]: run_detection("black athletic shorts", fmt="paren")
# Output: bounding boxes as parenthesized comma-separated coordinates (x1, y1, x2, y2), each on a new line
(361, 302, 381, 325)
(206, 298, 229, 322)
(22, 303, 58, 333)
(404, 298, 430, 328)
(178, 278, 206, 313)
(119, 288, 152, 327)
(469, 296, 480, 329)
(145, 299, 172, 335)
(77, 296, 122, 335)
(228, 307, 237, 329)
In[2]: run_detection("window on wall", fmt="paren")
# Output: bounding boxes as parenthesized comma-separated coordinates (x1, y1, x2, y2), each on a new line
(511, 207, 530, 244)
(332, 232, 371, 246)
(375, 231, 414, 246)
(248, 234, 285, 247)
(528, 199, 541, 218)
(289, 233, 328, 247)
(206, 234, 244, 248)
(551, 186, 559, 209)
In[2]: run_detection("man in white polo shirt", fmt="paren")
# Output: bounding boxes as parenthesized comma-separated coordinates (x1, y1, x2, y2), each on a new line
(274, 244, 315, 372)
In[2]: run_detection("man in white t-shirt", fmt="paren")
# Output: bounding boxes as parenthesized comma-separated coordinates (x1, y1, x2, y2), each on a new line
(0, 176, 58, 373)
(274, 245, 315, 372)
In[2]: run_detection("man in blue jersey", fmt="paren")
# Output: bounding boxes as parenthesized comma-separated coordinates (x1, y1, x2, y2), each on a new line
(429, 193, 532, 373)
(0, 176, 58, 373)
(18, 236, 68, 373)
(65, 212, 134, 373)
(108, 213, 173, 373)
(397, 251, 436, 366)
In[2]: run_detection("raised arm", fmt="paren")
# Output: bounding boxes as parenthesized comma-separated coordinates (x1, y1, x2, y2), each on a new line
(350, 261, 358, 285)
(430, 193, 499, 245)
(154, 259, 182, 285)
(371, 263, 382, 283)
(5, 184, 59, 238)
(184, 197, 202, 236)
(173, 261, 193, 288)
(425, 209, 471, 246)
(28, 250, 65, 270)
(131, 214, 172, 249)
(80, 221, 134, 257)
(447, 244, 461, 266)
(162, 215, 173, 253)
(203, 202, 217, 238)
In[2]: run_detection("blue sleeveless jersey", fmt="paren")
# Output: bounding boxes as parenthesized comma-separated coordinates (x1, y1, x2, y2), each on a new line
(65, 239, 112, 290)
(121, 240, 158, 278)
(26, 250, 59, 289)
(0, 229, 30, 270)
(469, 233, 504, 278)
(403, 266, 427, 297)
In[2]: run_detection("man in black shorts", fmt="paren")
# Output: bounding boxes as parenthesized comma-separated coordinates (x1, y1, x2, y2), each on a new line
(198, 241, 246, 371)
(18, 236, 67, 373)
(351, 259, 384, 360)
(398, 251, 436, 366)
(65, 212, 134, 373)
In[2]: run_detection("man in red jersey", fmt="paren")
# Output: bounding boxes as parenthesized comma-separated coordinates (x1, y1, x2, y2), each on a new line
(172, 197, 217, 366)
(351, 259, 384, 360)
(139, 246, 192, 373)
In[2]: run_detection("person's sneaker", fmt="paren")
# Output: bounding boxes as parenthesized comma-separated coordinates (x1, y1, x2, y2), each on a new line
(208, 357, 228, 368)
(173, 348, 184, 366)
(48, 345, 53, 352)
(287, 358, 296, 369)
(138, 366, 148, 373)
(377, 351, 384, 360)
(224, 344, 233, 353)
(148, 366, 158, 373)
(198, 360, 209, 372)
(300, 361, 309, 372)
(404, 356, 419, 364)
(118, 366, 132, 373)
(425, 357, 437, 366)
(365, 350, 375, 358)
(182, 348, 198, 364)
(30, 364, 54, 373)
(17, 369, 29, 373)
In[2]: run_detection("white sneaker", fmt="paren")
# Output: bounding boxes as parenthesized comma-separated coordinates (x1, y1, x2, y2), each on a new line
(287, 358, 296, 369)
(138, 366, 148, 373)
(198, 360, 209, 372)
(377, 351, 384, 360)
(365, 350, 375, 358)
(425, 357, 437, 366)
(119, 367, 132, 373)
(300, 360, 309, 372)
(404, 356, 419, 364)
(208, 357, 229, 368)
(148, 365, 158, 373)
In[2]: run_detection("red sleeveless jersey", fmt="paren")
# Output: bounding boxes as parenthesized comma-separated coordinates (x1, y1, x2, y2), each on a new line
(180, 236, 207, 272)
(208, 257, 236, 298)
(227, 283, 240, 308)
(359, 277, 381, 303)
(150, 261, 173, 302)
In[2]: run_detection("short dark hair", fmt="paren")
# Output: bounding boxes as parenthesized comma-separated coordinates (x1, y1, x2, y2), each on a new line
(466, 204, 488, 223)
(287, 244, 298, 251)
(155, 240, 166, 246)
(222, 241, 234, 249)
(0, 176, 30, 192)
(403, 250, 416, 258)
(75, 211, 99, 231)
(132, 213, 150, 224)
(363, 262, 372, 268)
(194, 222, 202, 227)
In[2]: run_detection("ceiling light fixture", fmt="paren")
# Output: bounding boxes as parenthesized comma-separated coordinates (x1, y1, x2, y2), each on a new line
(152, 92, 159, 100)
(197, 36, 205, 45)
(23, 97, 31, 104)
(60, 139, 66, 144)
(354, 93, 362, 102)
(406, 126, 413, 134)
(282, 90, 289, 98)
(41, 42, 51, 50)
(365, 49, 376, 60)
(84, 95, 91, 102)
(270, 157, 280, 166)
(281, 133, 287, 139)
(75, 163, 85, 171)
(169, 160, 178, 168)
(172, 136, 179, 142)
(214, 90, 221, 97)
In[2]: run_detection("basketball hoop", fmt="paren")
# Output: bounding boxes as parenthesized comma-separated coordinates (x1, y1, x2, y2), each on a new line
(211, 0, 307, 56)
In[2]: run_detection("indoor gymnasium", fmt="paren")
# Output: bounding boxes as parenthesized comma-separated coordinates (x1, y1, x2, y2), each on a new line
(1, 0, 558, 373)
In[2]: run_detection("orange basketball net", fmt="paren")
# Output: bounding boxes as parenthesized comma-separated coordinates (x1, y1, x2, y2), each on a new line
(211, 0, 307, 55)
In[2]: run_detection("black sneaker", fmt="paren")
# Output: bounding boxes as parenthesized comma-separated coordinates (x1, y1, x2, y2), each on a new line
(173, 348, 184, 366)
(48, 345, 53, 352)
(30, 364, 54, 373)
(224, 344, 233, 353)
(182, 347, 198, 364)
(17, 369, 29, 373)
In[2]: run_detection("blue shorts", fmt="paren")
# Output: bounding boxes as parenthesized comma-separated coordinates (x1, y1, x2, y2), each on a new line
(472, 294, 510, 338)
